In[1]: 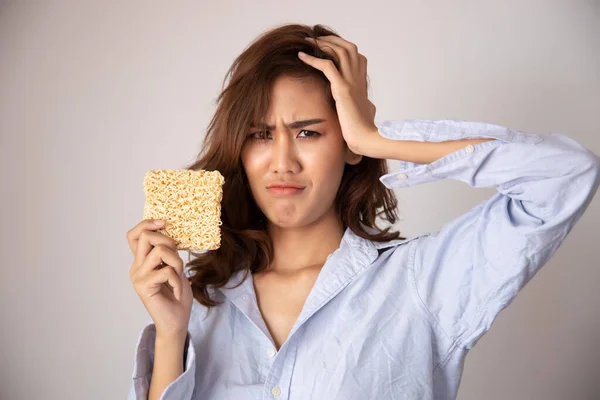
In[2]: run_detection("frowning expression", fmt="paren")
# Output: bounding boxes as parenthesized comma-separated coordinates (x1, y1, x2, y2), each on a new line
(240, 75, 362, 228)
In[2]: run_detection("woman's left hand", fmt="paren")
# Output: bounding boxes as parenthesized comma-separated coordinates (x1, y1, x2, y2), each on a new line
(299, 36, 381, 158)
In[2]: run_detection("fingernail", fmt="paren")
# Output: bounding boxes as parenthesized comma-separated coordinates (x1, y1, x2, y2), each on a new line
(153, 219, 164, 226)
(298, 51, 307, 58)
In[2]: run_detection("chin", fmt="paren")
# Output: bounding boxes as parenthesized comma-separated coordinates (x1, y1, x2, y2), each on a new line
(264, 211, 310, 228)
(268, 218, 302, 229)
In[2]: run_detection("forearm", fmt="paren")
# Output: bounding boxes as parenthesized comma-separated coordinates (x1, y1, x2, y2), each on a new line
(148, 334, 187, 400)
(366, 133, 495, 164)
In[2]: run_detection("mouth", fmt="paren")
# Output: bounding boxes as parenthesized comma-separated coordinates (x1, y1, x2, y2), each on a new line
(267, 186, 305, 196)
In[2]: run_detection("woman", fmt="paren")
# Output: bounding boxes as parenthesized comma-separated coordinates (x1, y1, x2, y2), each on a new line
(127, 24, 600, 400)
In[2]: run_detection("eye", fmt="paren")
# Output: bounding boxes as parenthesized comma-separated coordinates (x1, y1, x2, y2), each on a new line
(248, 131, 272, 141)
(247, 130, 321, 141)
(298, 129, 321, 139)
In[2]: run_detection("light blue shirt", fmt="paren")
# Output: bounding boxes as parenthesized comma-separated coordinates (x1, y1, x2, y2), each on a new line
(128, 119, 600, 400)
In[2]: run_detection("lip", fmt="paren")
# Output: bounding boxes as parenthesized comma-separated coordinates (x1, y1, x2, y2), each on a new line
(267, 187, 305, 196)
(267, 181, 306, 189)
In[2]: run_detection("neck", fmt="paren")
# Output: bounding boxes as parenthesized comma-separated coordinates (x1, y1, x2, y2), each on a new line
(265, 207, 345, 275)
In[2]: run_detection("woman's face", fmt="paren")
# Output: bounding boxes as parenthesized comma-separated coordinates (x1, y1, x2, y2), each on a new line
(240, 75, 362, 229)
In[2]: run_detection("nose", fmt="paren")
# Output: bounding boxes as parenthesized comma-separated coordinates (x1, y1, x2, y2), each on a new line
(270, 132, 300, 174)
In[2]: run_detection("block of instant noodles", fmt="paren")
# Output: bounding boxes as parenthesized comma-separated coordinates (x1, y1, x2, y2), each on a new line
(143, 169, 225, 251)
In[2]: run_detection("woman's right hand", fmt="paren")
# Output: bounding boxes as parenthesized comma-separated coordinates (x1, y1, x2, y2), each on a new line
(127, 219, 193, 340)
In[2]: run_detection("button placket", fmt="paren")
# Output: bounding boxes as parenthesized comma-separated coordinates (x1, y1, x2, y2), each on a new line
(264, 333, 298, 400)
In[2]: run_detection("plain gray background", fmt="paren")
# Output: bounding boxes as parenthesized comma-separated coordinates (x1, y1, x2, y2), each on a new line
(1, 1, 599, 399)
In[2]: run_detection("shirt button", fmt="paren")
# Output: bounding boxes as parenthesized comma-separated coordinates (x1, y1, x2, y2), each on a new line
(266, 347, 276, 358)
(465, 144, 475, 153)
(242, 295, 249, 300)
(270, 386, 281, 397)
(396, 173, 408, 180)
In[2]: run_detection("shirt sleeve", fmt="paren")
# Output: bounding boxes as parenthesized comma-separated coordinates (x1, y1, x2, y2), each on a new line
(377, 119, 600, 350)
(128, 319, 196, 400)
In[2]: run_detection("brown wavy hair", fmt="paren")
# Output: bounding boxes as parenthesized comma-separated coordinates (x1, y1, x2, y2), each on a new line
(183, 23, 405, 309)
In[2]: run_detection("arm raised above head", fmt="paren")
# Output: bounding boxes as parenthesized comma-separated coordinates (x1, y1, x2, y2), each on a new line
(374, 119, 600, 350)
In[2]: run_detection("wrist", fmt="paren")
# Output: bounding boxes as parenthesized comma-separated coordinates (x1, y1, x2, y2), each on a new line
(356, 129, 387, 159)
(156, 330, 188, 346)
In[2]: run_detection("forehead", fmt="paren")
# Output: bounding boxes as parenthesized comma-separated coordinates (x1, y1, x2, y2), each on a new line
(262, 75, 332, 121)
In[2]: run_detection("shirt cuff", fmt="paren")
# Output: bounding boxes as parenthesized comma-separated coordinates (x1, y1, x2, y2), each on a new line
(129, 323, 196, 400)
(375, 119, 543, 189)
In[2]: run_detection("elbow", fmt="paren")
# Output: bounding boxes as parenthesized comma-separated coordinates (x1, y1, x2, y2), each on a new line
(591, 150, 600, 177)
(581, 149, 600, 192)
(569, 148, 600, 209)
(561, 135, 600, 192)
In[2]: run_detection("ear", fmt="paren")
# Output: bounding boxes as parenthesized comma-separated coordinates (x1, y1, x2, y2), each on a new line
(344, 145, 363, 165)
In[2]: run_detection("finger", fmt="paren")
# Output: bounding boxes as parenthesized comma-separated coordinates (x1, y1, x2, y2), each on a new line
(297, 52, 349, 96)
(136, 244, 184, 278)
(145, 266, 183, 301)
(358, 53, 368, 77)
(305, 37, 352, 75)
(161, 267, 182, 302)
(134, 229, 179, 269)
(308, 36, 360, 71)
(126, 219, 168, 256)
(312, 35, 359, 54)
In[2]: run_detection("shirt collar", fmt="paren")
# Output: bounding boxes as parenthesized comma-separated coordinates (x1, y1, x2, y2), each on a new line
(214, 225, 429, 342)
(216, 224, 379, 294)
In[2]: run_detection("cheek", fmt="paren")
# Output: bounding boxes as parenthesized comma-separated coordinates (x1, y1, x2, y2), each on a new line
(307, 147, 346, 185)
(240, 151, 264, 180)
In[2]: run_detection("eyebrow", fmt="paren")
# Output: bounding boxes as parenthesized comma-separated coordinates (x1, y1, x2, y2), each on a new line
(249, 118, 327, 130)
